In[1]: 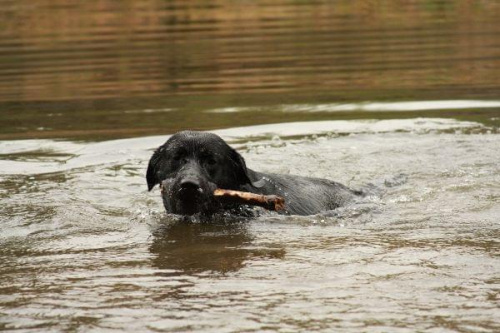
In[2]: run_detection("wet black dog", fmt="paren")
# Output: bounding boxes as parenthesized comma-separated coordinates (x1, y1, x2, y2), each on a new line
(146, 131, 360, 216)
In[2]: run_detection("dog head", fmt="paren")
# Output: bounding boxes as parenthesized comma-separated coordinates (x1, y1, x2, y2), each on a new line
(146, 131, 254, 215)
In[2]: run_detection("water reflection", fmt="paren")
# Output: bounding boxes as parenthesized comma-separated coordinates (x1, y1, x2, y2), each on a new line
(1, 0, 499, 139)
(150, 219, 285, 274)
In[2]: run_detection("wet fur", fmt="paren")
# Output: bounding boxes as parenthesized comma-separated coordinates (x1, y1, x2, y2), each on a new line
(147, 131, 360, 216)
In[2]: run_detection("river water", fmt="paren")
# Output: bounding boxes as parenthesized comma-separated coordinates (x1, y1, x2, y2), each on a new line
(1, 1, 500, 332)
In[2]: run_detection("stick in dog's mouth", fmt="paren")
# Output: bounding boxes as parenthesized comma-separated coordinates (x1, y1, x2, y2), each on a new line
(213, 188, 285, 211)
(159, 181, 285, 211)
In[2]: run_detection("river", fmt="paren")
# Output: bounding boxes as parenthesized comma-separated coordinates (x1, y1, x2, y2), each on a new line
(1, 1, 500, 332)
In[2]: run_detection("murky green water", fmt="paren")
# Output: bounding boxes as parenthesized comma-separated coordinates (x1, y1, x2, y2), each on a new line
(1, 0, 500, 140)
(1, 1, 500, 332)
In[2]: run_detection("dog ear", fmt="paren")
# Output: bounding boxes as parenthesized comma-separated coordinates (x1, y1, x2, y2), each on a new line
(228, 148, 265, 188)
(229, 148, 252, 186)
(146, 147, 164, 191)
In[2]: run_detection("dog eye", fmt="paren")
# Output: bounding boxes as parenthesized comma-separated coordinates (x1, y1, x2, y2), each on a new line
(173, 150, 186, 161)
(202, 154, 216, 166)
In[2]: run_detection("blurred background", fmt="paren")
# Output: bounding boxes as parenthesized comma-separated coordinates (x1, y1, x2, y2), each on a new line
(1, 0, 500, 140)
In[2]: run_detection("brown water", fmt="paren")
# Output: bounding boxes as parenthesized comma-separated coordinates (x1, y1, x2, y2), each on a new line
(1, 0, 500, 140)
(1, 1, 500, 332)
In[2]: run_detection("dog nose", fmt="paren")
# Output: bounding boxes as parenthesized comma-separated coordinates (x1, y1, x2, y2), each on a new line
(179, 180, 202, 193)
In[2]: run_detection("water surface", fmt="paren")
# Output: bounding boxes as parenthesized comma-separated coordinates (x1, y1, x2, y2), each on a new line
(1, 0, 500, 140)
(1, 118, 499, 332)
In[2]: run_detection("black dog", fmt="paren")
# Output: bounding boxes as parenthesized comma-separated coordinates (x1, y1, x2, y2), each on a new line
(147, 131, 360, 216)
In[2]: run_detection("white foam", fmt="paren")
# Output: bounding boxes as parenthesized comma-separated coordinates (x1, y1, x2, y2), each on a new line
(207, 100, 500, 113)
(0, 118, 485, 175)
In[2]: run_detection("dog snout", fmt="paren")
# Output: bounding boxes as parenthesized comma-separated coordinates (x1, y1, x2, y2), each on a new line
(179, 179, 203, 194)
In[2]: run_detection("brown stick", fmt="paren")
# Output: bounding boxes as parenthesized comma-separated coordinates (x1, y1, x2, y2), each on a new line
(213, 189, 285, 212)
